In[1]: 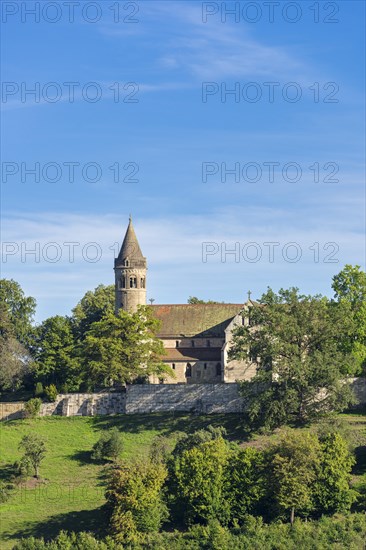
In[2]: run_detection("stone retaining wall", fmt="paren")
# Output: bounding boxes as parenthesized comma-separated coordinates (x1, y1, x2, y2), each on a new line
(40, 392, 126, 417)
(0, 402, 25, 421)
(125, 383, 243, 414)
(1, 379, 365, 420)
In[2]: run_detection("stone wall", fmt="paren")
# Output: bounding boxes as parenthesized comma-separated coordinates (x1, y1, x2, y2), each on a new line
(125, 383, 243, 414)
(0, 402, 25, 421)
(1, 379, 365, 420)
(39, 392, 126, 417)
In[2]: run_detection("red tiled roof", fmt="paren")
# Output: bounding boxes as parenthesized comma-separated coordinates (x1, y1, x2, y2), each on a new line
(150, 304, 244, 337)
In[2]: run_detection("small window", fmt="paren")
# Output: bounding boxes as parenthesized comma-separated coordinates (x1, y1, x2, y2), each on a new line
(130, 277, 137, 288)
(172, 363, 175, 370)
(185, 363, 192, 377)
(207, 340, 211, 347)
(140, 278, 145, 289)
(124, 259, 129, 267)
(204, 363, 207, 369)
(175, 341, 179, 348)
(121, 276, 126, 289)
(191, 340, 195, 347)
(216, 363, 222, 376)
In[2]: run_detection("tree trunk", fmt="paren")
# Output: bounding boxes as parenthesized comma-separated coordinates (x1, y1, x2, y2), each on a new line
(290, 506, 295, 526)
(35, 464, 39, 479)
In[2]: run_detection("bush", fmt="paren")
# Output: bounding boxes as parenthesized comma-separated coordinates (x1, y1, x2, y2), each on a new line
(0, 480, 14, 503)
(92, 428, 123, 462)
(44, 384, 58, 402)
(14, 455, 33, 479)
(34, 382, 44, 397)
(24, 397, 42, 418)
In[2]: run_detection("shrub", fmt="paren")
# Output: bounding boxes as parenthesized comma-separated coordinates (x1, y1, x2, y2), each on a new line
(44, 384, 58, 402)
(106, 459, 168, 543)
(92, 428, 123, 462)
(0, 481, 14, 503)
(19, 434, 47, 478)
(14, 455, 33, 479)
(24, 397, 42, 418)
(34, 382, 44, 397)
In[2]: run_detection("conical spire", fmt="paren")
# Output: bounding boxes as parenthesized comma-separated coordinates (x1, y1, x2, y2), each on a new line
(116, 217, 145, 264)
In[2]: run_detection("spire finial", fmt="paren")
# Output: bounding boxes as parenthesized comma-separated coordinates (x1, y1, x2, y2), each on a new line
(129, 213, 132, 222)
(247, 290, 252, 302)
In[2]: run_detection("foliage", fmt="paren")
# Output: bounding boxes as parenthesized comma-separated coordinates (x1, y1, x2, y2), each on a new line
(72, 284, 115, 341)
(33, 316, 81, 390)
(34, 382, 44, 397)
(18, 433, 47, 478)
(0, 481, 14, 503)
(12, 530, 124, 549)
(169, 435, 230, 525)
(44, 384, 58, 402)
(332, 264, 366, 374)
(149, 435, 172, 464)
(231, 287, 356, 430)
(0, 305, 33, 392)
(0, 279, 36, 347)
(14, 455, 33, 479)
(267, 430, 321, 524)
(106, 459, 169, 543)
(82, 306, 172, 386)
(11, 514, 366, 549)
(314, 432, 356, 513)
(92, 428, 124, 462)
(224, 447, 266, 523)
(24, 397, 42, 418)
(187, 297, 221, 304)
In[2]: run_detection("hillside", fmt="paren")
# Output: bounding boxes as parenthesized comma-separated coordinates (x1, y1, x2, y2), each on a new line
(0, 413, 365, 549)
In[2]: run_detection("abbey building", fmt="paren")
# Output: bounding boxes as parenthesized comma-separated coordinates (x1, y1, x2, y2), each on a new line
(114, 218, 255, 384)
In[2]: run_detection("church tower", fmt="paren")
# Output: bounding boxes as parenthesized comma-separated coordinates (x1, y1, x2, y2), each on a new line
(114, 217, 147, 313)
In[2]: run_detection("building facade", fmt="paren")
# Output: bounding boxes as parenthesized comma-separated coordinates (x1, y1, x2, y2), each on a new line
(115, 219, 255, 384)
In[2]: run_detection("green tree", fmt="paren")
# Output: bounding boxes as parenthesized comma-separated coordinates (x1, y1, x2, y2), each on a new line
(106, 459, 168, 543)
(72, 284, 114, 340)
(314, 432, 356, 514)
(169, 435, 230, 526)
(92, 428, 124, 462)
(19, 434, 47, 478)
(0, 279, 36, 346)
(187, 297, 221, 304)
(224, 447, 266, 523)
(44, 384, 58, 402)
(24, 397, 42, 418)
(268, 430, 321, 525)
(332, 265, 366, 373)
(82, 306, 171, 386)
(230, 288, 355, 430)
(0, 306, 32, 392)
(33, 316, 81, 389)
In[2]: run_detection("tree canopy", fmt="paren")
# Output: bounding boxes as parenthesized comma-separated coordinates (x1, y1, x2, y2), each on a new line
(230, 287, 356, 430)
(82, 305, 172, 386)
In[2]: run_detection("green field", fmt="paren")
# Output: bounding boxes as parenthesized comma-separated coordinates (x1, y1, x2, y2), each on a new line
(0, 412, 365, 549)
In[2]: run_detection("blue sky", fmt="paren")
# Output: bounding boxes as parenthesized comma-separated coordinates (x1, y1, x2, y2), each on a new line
(1, 0, 365, 322)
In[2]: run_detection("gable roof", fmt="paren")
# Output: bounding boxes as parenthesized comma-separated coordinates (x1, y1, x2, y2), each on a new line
(150, 304, 244, 338)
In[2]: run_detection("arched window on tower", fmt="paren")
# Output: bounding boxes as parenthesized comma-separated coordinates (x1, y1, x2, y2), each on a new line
(124, 258, 129, 267)
(130, 277, 137, 288)
(121, 276, 126, 289)
(140, 277, 145, 288)
(185, 363, 192, 378)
